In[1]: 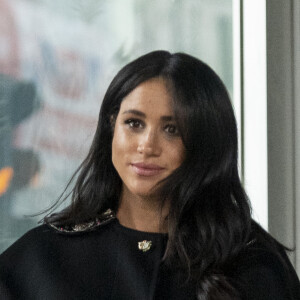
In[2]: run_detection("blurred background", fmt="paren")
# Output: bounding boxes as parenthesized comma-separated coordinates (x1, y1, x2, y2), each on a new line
(0, 0, 299, 275)
(0, 0, 233, 252)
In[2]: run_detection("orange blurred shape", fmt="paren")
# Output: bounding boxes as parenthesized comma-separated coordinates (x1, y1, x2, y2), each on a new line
(0, 167, 14, 196)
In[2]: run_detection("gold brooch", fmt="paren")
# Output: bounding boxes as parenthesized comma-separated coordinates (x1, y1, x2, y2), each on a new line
(138, 240, 152, 252)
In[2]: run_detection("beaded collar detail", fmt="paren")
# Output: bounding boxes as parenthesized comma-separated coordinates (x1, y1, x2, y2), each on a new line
(48, 209, 116, 233)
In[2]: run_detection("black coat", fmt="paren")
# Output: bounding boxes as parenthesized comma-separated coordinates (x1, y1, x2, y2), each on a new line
(0, 211, 299, 300)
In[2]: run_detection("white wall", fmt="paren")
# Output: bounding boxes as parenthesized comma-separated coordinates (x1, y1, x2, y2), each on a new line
(240, 0, 268, 229)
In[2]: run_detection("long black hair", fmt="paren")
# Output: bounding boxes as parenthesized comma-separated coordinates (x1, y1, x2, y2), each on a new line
(45, 51, 290, 299)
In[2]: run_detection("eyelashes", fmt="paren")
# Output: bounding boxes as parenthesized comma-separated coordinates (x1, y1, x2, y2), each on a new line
(164, 124, 179, 135)
(124, 119, 144, 129)
(124, 118, 180, 137)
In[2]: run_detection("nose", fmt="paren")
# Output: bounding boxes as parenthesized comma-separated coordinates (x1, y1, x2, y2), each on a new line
(137, 128, 161, 156)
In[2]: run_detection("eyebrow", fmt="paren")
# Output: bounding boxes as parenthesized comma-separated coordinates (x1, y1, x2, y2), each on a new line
(122, 109, 174, 121)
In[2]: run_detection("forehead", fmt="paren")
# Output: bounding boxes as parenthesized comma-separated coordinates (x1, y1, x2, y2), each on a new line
(119, 78, 174, 114)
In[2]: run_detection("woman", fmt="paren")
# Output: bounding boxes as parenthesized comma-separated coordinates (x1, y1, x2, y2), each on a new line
(0, 51, 299, 300)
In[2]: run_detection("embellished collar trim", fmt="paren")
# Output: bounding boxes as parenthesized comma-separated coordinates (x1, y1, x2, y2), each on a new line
(48, 209, 116, 233)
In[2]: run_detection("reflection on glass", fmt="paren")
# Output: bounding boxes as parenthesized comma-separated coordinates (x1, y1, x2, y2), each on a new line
(0, 0, 232, 253)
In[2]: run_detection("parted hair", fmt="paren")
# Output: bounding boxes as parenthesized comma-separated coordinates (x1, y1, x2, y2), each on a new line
(45, 51, 287, 299)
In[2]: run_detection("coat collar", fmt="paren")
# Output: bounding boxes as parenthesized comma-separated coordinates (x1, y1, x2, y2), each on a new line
(48, 209, 116, 233)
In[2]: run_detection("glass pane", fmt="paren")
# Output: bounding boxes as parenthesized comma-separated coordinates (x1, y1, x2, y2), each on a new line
(0, 0, 232, 253)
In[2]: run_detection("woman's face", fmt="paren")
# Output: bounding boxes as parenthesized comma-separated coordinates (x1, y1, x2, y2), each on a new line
(112, 77, 185, 199)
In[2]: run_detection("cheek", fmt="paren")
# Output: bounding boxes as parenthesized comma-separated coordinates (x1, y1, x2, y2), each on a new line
(112, 126, 135, 164)
(112, 128, 123, 164)
(167, 142, 186, 168)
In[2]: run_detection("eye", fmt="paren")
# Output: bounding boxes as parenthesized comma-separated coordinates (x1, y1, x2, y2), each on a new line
(124, 119, 144, 129)
(164, 124, 179, 136)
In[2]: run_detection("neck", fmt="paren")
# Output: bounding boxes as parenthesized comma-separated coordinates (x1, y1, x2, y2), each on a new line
(116, 187, 169, 233)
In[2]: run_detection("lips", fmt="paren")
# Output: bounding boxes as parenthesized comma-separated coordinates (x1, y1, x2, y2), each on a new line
(131, 163, 164, 176)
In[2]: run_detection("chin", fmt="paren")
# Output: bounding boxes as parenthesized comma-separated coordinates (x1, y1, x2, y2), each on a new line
(128, 183, 160, 199)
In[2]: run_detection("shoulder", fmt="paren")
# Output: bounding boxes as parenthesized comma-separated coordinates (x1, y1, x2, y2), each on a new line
(0, 210, 117, 299)
(0, 209, 116, 262)
(231, 239, 300, 300)
(0, 225, 51, 259)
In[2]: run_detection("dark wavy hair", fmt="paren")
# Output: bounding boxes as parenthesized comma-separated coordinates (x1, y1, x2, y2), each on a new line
(44, 51, 288, 299)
